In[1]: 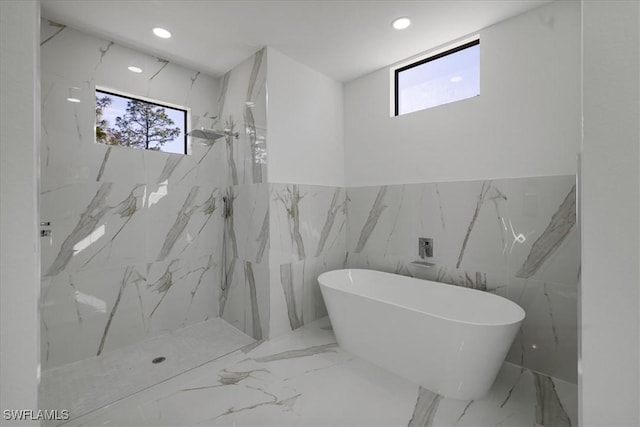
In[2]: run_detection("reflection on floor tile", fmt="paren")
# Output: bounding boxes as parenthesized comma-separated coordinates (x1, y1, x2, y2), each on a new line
(41, 318, 254, 423)
(57, 317, 576, 427)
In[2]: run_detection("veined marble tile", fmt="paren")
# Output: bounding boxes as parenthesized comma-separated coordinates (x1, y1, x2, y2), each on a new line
(62, 318, 577, 427)
(506, 278, 578, 383)
(40, 264, 147, 369)
(154, 186, 201, 262)
(271, 184, 306, 261)
(220, 256, 269, 340)
(244, 261, 263, 340)
(144, 258, 196, 336)
(235, 123, 268, 185)
(181, 187, 225, 255)
(220, 257, 247, 333)
(143, 61, 206, 107)
(269, 250, 346, 338)
(147, 112, 227, 188)
(41, 83, 106, 188)
(345, 175, 578, 383)
(504, 176, 578, 285)
(144, 184, 222, 262)
(41, 318, 253, 424)
(144, 151, 189, 186)
(41, 25, 220, 184)
(268, 183, 346, 338)
(345, 252, 507, 294)
(313, 187, 348, 257)
(41, 254, 219, 370)
(95, 265, 146, 356)
(40, 19, 66, 46)
(217, 71, 230, 119)
(244, 49, 267, 185)
(270, 183, 347, 265)
(349, 185, 391, 254)
(533, 373, 573, 426)
(93, 144, 147, 185)
(347, 184, 455, 263)
(439, 180, 510, 275)
(41, 182, 147, 278)
(245, 49, 267, 130)
(43, 180, 223, 279)
(40, 273, 84, 369)
(269, 260, 294, 339)
(204, 47, 270, 342)
(216, 49, 268, 186)
(279, 261, 305, 332)
(232, 183, 270, 262)
(181, 254, 220, 327)
(347, 178, 576, 282)
(39, 19, 230, 369)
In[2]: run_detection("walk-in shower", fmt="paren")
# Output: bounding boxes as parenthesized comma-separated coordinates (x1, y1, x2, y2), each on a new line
(37, 17, 261, 422)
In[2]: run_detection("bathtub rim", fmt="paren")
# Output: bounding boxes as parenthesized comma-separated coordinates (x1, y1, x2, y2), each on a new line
(318, 268, 525, 328)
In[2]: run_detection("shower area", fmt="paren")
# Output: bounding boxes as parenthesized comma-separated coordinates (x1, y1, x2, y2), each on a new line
(39, 20, 269, 420)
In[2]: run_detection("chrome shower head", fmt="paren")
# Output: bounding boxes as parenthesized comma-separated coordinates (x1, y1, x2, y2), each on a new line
(187, 128, 227, 142)
(187, 128, 240, 145)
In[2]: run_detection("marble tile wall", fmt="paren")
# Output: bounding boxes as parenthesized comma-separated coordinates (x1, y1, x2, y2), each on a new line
(268, 184, 348, 337)
(263, 176, 577, 385)
(345, 175, 578, 383)
(214, 49, 269, 341)
(39, 21, 268, 368)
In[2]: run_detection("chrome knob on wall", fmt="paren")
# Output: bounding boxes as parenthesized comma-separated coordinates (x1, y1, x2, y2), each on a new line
(40, 221, 52, 237)
(418, 237, 433, 258)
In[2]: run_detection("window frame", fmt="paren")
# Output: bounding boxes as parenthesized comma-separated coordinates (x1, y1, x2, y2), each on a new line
(95, 86, 191, 155)
(393, 38, 480, 117)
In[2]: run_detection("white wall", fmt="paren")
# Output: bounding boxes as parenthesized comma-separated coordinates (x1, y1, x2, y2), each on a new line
(267, 48, 344, 187)
(0, 0, 41, 423)
(581, 1, 640, 425)
(344, 0, 580, 186)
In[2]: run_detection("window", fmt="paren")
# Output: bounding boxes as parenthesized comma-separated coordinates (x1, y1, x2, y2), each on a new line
(394, 39, 480, 116)
(95, 88, 188, 154)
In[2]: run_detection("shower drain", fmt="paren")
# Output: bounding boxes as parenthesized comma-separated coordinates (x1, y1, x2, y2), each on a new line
(152, 356, 166, 364)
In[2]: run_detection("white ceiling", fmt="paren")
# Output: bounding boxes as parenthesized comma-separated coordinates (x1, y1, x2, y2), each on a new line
(40, 0, 552, 83)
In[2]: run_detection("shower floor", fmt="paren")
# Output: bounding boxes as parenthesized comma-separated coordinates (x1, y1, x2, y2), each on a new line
(55, 316, 577, 427)
(40, 318, 255, 424)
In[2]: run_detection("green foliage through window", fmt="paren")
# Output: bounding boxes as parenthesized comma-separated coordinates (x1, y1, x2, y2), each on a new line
(95, 89, 187, 154)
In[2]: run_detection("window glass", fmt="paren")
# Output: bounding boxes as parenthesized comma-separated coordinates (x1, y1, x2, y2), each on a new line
(395, 40, 480, 116)
(95, 88, 188, 154)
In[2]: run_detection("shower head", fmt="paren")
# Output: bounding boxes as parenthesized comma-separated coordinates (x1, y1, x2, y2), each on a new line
(188, 128, 227, 141)
(187, 128, 240, 145)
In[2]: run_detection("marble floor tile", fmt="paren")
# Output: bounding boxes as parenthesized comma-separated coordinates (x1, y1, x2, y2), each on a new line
(41, 318, 254, 424)
(57, 317, 577, 427)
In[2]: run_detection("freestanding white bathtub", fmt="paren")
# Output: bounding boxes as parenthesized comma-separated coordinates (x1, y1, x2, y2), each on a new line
(318, 269, 525, 400)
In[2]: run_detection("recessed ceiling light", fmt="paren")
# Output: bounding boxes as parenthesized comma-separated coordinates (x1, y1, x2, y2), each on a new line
(128, 66, 143, 73)
(450, 76, 463, 83)
(392, 17, 411, 30)
(152, 27, 172, 39)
